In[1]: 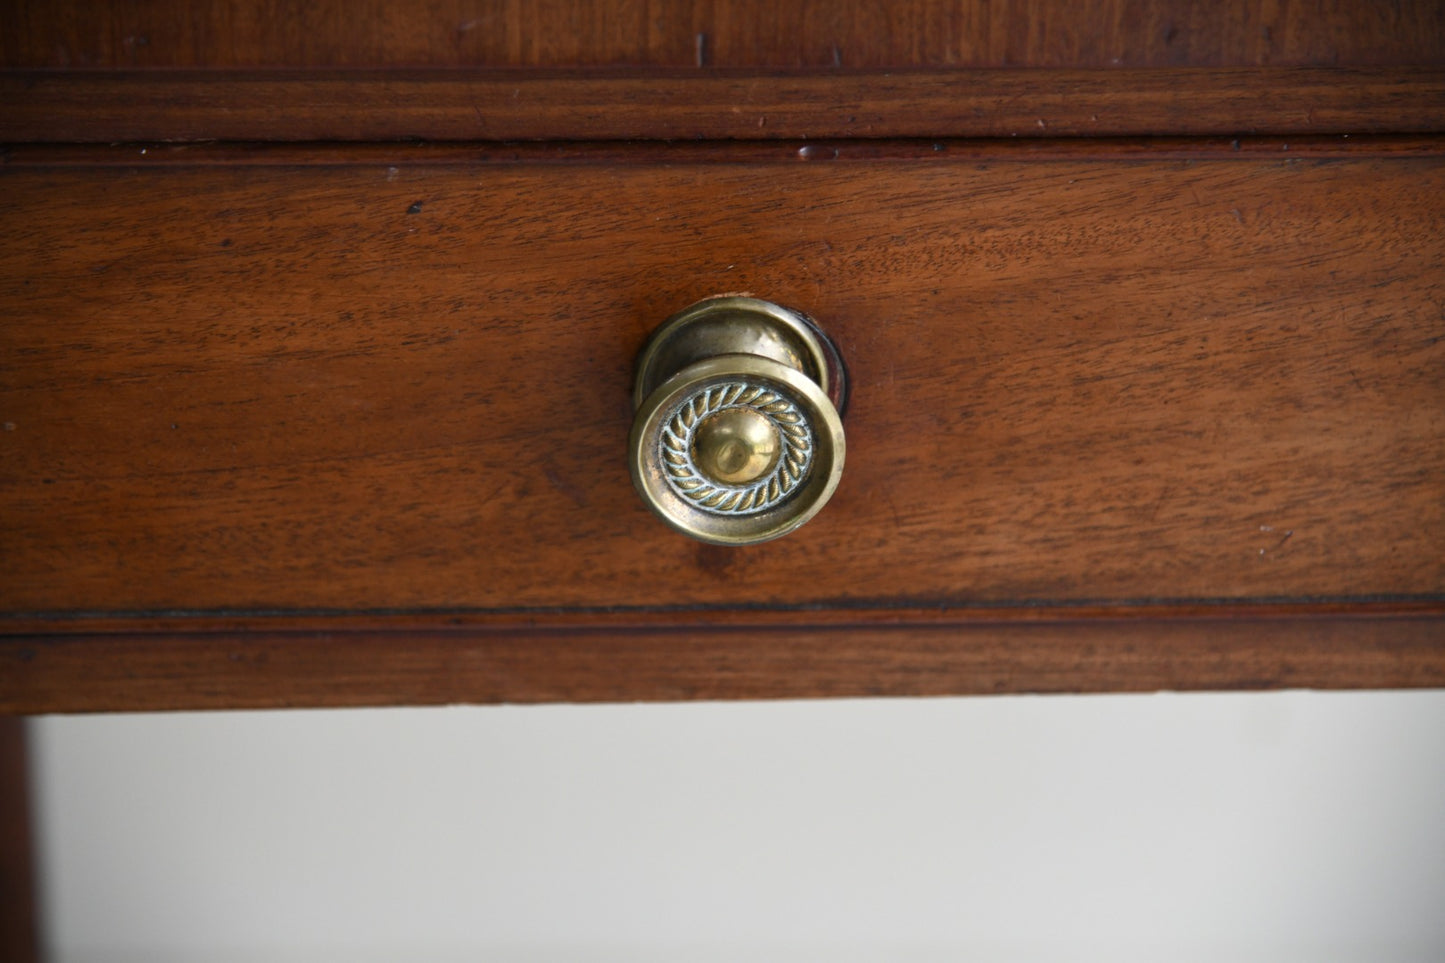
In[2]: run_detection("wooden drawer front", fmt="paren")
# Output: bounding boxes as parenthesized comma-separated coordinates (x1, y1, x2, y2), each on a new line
(2, 148, 1441, 619)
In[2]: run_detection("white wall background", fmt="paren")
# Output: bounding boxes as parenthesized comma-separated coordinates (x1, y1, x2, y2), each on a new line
(30, 690, 1445, 962)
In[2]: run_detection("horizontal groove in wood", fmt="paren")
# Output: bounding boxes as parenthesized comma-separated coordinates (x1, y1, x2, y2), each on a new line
(3, 614, 1442, 714)
(2, 67, 1442, 143)
(5, 135, 1444, 168)
(4, 600, 1441, 638)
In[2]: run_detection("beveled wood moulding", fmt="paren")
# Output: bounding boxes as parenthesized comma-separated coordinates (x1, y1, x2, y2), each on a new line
(2, 67, 1443, 143)
(3, 609, 1444, 714)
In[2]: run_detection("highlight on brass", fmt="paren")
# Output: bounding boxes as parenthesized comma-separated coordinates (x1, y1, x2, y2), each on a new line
(629, 296, 847, 545)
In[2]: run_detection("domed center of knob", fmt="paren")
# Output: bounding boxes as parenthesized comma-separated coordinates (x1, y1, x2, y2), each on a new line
(692, 407, 781, 485)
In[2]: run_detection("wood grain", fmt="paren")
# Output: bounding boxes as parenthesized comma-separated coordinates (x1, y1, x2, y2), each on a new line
(4, 3, 1440, 713)
(2, 611, 1442, 713)
(4, 0, 1441, 69)
(4, 67, 1443, 143)
(2, 147, 1441, 621)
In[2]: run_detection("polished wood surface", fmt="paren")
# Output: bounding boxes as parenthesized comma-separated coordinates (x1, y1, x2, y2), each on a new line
(2, 145, 1441, 626)
(5, 0, 1441, 69)
(5, 67, 1443, 143)
(3, 2, 1442, 712)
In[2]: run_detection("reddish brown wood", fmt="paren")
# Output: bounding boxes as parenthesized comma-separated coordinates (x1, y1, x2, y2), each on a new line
(3, 67, 1442, 143)
(0, 719, 38, 963)
(2, 612, 1441, 713)
(0, 5, 1437, 715)
(4, 0, 1441, 69)
(0, 148, 1441, 622)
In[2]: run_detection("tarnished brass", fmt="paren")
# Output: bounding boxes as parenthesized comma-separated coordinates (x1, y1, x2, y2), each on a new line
(630, 296, 847, 545)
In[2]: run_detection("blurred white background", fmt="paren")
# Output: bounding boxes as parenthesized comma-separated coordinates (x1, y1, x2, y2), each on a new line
(30, 690, 1445, 962)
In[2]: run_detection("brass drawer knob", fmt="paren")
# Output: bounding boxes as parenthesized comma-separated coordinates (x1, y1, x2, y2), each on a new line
(630, 296, 847, 545)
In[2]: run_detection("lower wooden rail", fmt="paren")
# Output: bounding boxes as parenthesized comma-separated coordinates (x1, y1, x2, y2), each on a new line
(3, 606, 1442, 713)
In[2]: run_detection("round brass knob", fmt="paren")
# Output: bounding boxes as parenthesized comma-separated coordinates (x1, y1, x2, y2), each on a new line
(629, 296, 847, 545)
